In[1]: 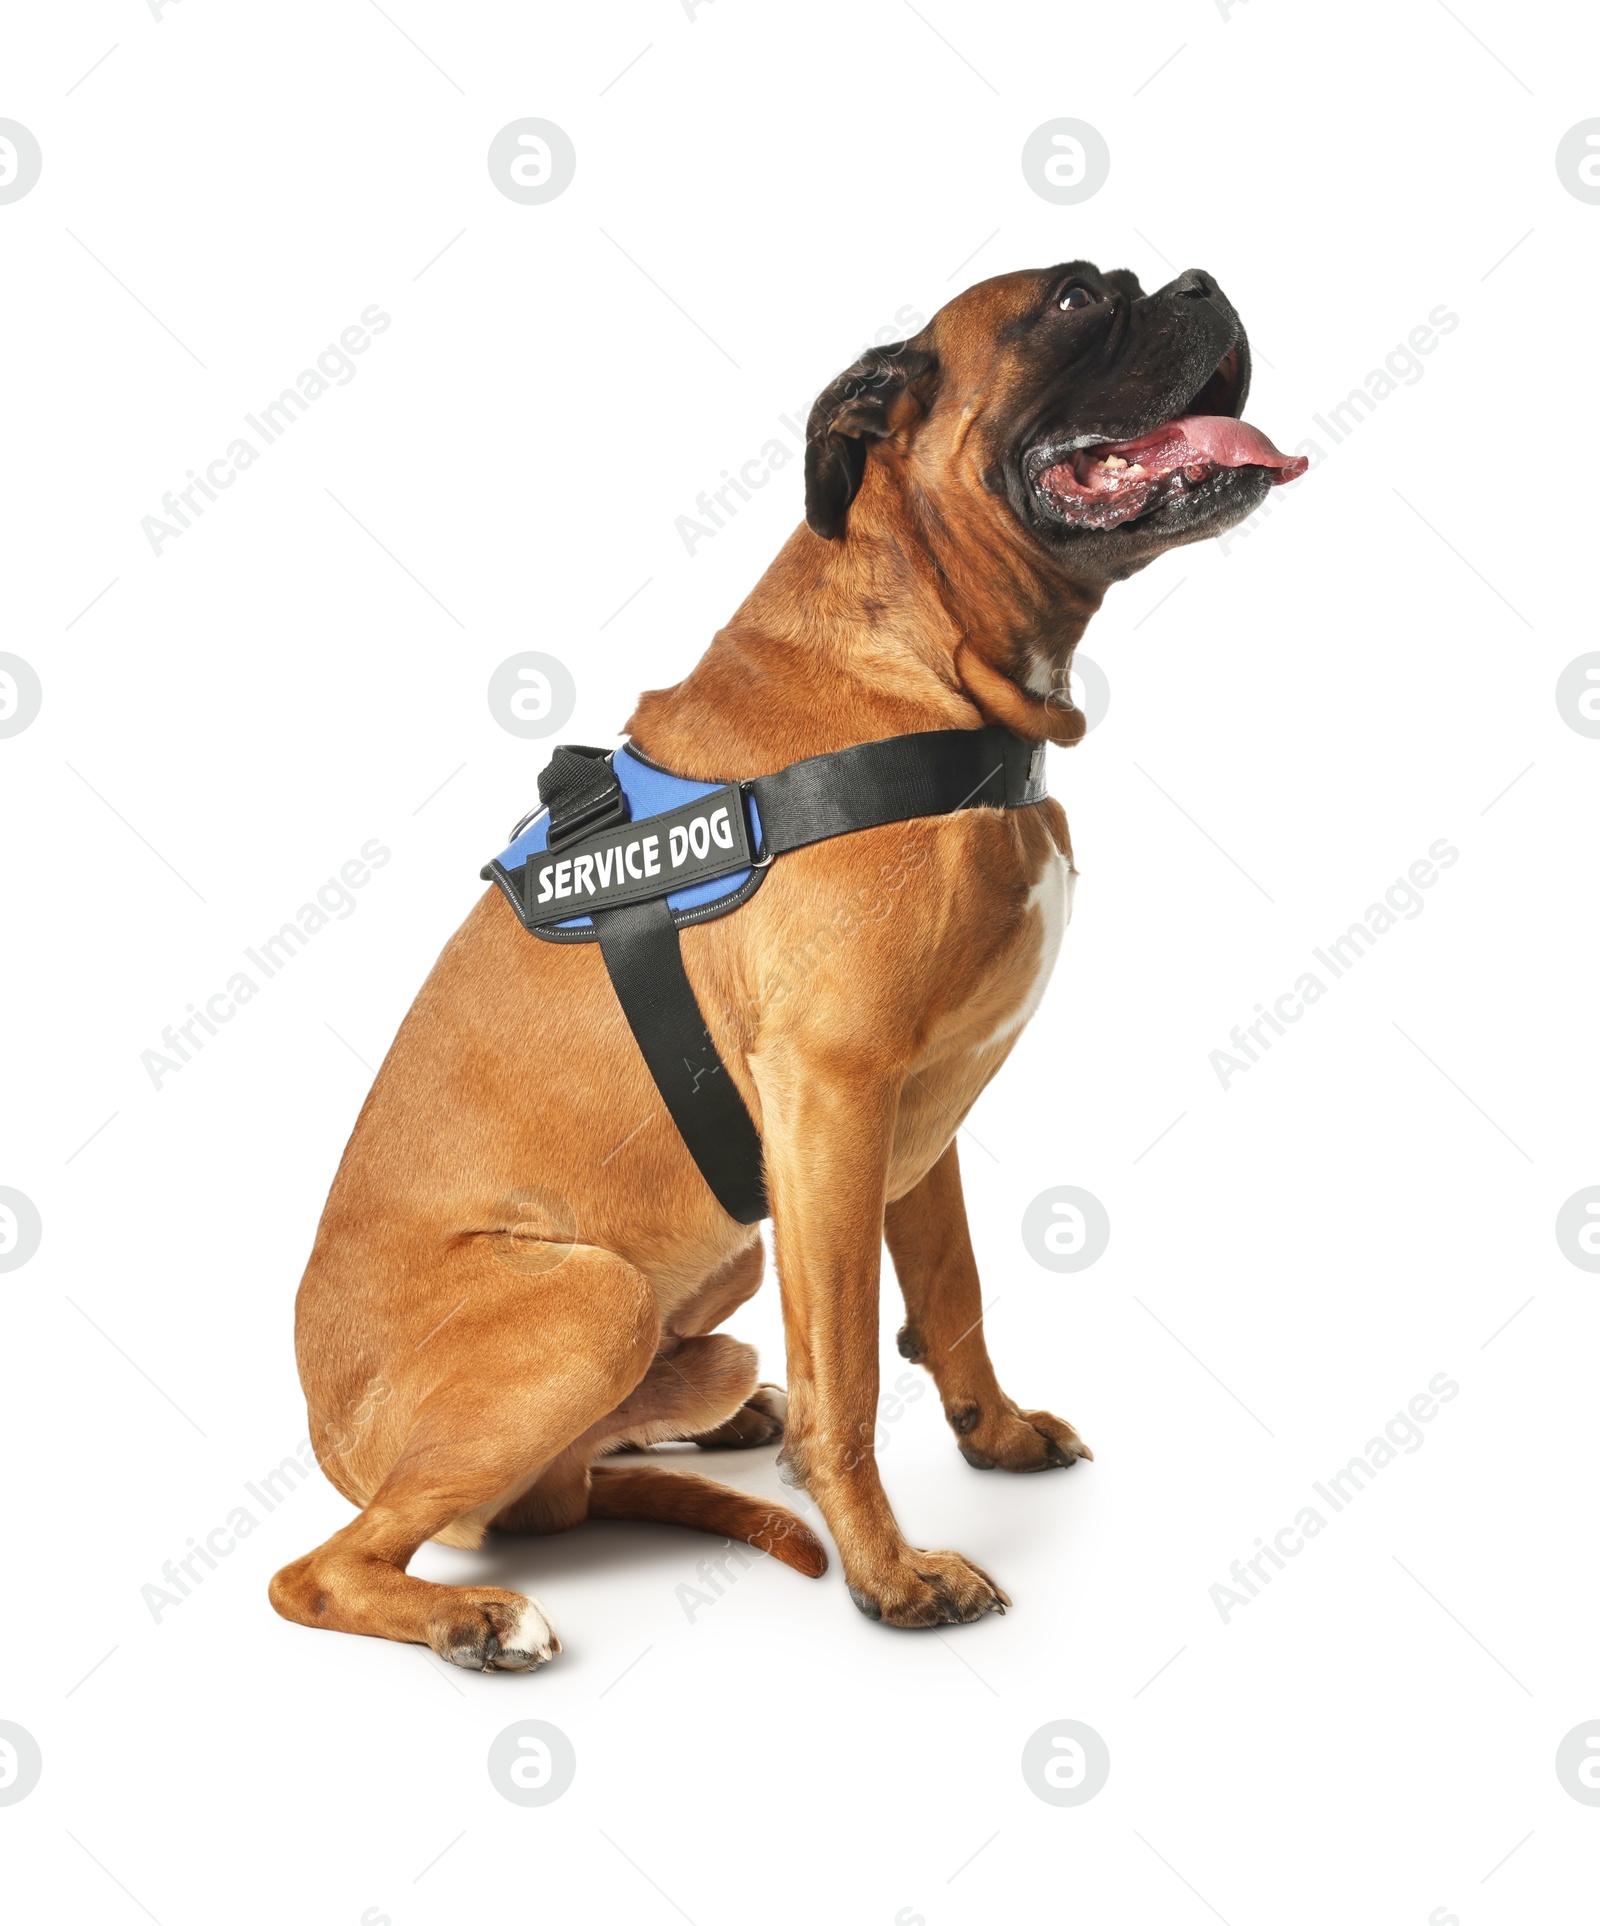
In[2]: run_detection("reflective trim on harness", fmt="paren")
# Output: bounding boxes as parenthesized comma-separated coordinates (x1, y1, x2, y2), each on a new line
(481, 725, 1049, 1224)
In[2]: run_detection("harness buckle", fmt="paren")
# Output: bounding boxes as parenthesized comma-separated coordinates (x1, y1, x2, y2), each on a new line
(541, 745, 631, 851)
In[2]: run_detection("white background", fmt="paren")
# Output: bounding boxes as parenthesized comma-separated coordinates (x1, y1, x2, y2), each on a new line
(3, 2, 1595, 1921)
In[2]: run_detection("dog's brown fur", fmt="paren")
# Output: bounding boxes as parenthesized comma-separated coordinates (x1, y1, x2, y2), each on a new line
(271, 264, 1250, 1666)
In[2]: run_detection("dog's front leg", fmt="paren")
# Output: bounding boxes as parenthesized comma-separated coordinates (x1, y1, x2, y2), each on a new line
(763, 1054, 1009, 1627)
(886, 1140, 1093, 1472)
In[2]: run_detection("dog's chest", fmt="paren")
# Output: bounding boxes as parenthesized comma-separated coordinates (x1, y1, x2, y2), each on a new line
(888, 839, 1072, 1190)
(946, 838, 1073, 1055)
(974, 848, 1073, 1049)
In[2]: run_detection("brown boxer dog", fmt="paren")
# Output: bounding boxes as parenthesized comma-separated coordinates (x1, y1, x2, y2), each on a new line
(270, 261, 1305, 1668)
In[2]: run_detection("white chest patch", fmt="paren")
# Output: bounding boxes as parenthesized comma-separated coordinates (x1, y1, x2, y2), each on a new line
(977, 852, 1074, 1053)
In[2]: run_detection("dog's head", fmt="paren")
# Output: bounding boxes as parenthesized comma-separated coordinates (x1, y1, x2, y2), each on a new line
(805, 262, 1304, 585)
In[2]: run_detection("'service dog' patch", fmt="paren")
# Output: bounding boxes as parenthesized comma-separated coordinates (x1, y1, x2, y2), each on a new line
(482, 745, 768, 942)
(523, 784, 751, 919)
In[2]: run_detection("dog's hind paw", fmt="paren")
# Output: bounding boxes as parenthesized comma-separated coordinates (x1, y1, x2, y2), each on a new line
(428, 1589, 561, 1673)
(689, 1382, 787, 1450)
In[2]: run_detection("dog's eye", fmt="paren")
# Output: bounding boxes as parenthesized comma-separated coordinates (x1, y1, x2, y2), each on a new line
(1058, 286, 1095, 311)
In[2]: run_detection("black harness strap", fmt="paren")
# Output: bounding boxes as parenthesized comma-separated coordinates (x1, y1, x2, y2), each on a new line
(595, 899, 768, 1224)
(747, 726, 1046, 855)
(532, 724, 1049, 1225)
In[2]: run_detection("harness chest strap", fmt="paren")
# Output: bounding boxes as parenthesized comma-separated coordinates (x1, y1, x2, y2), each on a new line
(483, 726, 1049, 1225)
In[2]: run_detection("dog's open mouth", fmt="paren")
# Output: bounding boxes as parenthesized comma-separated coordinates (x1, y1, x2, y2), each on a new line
(1026, 350, 1309, 533)
(1033, 419, 1306, 530)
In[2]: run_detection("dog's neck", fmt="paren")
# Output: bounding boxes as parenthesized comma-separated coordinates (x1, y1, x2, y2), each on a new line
(627, 466, 1106, 779)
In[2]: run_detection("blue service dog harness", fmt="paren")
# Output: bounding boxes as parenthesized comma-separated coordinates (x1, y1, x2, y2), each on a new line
(483, 727, 1049, 1226)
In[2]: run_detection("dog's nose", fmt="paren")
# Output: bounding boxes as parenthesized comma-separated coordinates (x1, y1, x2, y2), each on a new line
(1170, 269, 1216, 300)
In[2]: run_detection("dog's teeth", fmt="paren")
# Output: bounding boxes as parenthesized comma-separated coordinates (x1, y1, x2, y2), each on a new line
(1102, 455, 1127, 470)
(1126, 463, 1144, 476)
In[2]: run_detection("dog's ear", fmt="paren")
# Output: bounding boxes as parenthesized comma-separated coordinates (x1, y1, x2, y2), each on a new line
(804, 340, 938, 540)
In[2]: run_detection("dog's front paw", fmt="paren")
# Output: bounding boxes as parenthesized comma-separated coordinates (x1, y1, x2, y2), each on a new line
(949, 1400, 1093, 1473)
(427, 1589, 561, 1672)
(847, 1548, 1010, 1628)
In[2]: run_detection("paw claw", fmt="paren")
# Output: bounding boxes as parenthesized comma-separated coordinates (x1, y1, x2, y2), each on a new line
(849, 1550, 1009, 1629)
(956, 1406, 1092, 1473)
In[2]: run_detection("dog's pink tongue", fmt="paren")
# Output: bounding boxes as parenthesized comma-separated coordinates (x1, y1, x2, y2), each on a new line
(1114, 416, 1308, 483)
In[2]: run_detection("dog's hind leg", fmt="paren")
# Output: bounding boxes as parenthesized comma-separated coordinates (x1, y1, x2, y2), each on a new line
(684, 1383, 788, 1448)
(269, 1243, 656, 1670)
(489, 1329, 762, 1533)
(486, 1330, 823, 1572)
(661, 1240, 789, 1450)
(886, 1141, 1092, 1473)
